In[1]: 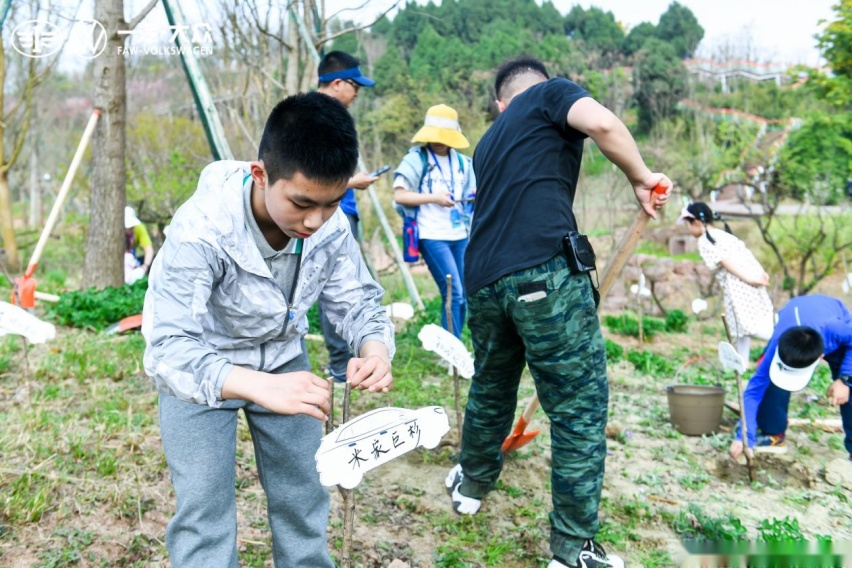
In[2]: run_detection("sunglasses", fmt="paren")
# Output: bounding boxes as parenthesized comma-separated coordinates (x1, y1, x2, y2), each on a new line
(343, 79, 361, 93)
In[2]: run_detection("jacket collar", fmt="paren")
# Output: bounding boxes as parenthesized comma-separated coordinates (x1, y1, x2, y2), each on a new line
(190, 160, 347, 277)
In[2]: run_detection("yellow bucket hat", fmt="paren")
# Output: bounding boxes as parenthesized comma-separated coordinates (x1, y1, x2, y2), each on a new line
(411, 104, 470, 149)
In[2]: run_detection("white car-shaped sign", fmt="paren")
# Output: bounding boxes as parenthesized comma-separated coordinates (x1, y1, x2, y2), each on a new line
(315, 406, 450, 489)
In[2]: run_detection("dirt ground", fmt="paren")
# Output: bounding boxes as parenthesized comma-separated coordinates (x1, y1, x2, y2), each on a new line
(3, 273, 852, 567)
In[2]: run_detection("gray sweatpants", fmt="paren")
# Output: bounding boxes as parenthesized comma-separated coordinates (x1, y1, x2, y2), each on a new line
(158, 353, 333, 568)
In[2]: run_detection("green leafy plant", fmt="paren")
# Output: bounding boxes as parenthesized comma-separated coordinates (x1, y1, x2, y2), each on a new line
(627, 349, 674, 377)
(603, 313, 665, 339)
(44, 279, 148, 331)
(672, 503, 747, 542)
(664, 309, 689, 333)
(605, 338, 624, 362)
(757, 516, 804, 541)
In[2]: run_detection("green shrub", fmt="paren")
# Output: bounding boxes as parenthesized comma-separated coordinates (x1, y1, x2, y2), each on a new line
(44, 279, 148, 331)
(627, 349, 674, 377)
(664, 309, 689, 333)
(605, 339, 624, 362)
(603, 313, 665, 339)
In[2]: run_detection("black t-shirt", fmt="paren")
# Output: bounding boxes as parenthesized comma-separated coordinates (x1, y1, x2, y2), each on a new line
(465, 78, 589, 294)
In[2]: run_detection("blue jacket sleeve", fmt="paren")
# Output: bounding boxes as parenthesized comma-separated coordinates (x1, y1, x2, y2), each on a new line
(822, 322, 852, 378)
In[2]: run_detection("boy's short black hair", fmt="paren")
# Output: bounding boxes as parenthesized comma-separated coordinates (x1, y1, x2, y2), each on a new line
(318, 51, 361, 87)
(777, 326, 824, 368)
(495, 56, 550, 101)
(258, 92, 358, 186)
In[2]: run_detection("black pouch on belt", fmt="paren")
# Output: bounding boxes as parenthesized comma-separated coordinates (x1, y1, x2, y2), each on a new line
(562, 231, 600, 308)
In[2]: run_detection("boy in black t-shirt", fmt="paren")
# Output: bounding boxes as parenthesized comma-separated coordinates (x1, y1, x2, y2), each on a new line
(445, 57, 672, 568)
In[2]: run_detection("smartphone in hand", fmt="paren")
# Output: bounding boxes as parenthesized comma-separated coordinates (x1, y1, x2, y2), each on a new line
(369, 165, 391, 177)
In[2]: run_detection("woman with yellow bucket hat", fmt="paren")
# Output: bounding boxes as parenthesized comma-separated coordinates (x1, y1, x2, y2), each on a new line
(393, 104, 477, 338)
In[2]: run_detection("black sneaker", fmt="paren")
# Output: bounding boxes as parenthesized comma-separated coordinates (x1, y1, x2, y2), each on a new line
(444, 464, 481, 515)
(548, 540, 624, 568)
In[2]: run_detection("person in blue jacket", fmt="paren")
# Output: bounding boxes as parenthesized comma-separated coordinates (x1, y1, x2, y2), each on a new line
(729, 294, 852, 461)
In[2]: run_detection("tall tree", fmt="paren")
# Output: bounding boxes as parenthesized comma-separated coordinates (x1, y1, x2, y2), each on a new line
(813, 0, 852, 108)
(656, 1, 704, 59)
(82, 0, 158, 288)
(634, 38, 687, 131)
(564, 5, 624, 65)
(622, 21, 656, 57)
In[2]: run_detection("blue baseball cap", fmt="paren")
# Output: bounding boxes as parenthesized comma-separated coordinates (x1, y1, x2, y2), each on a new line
(317, 66, 375, 87)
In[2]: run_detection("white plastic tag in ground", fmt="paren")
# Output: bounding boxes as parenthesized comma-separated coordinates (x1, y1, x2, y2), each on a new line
(692, 298, 708, 315)
(418, 323, 474, 378)
(718, 341, 745, 374)
(385, 302, 415, 320)
(0, 301, 56, 343)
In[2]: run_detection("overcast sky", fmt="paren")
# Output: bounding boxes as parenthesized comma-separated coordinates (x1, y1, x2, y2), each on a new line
(323, 0, 836, 66)
(51, 0, 835, 71)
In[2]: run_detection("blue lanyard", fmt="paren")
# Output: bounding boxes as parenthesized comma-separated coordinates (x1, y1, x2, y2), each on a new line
(427, 146, 454, 195)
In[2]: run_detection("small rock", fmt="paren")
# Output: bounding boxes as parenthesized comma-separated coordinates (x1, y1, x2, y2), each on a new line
(12, 386, 29, 405)
(825, 458, 852, 491)
(605, 421, 624, 440)
(387, 560, 410, 568)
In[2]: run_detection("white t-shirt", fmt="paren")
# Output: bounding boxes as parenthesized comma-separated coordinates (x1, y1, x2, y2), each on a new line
(394, 151, 469, 241)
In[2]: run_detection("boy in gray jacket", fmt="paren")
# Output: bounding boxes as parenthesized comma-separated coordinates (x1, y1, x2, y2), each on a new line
(142, 92, 395, 567)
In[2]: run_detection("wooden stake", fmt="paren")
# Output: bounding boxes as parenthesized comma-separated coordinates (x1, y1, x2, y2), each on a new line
(445, 274, 463, 443)
(339, 383, 355, 568)
(722, 314, 755, 482)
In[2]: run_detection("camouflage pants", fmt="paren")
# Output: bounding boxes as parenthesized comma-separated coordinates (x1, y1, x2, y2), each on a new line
(459, 254, 608, 562)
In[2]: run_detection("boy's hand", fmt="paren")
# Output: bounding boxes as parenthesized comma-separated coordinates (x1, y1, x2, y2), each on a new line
(248, 371, 331, 421)
(347, 355, 393, 393)
(827, 379, 850, 406)
(223, 367, 332, 420)
(728, 440, 753, 462)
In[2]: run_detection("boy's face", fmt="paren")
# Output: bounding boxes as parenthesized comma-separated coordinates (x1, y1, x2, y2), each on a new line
(250, 161, 348, 239)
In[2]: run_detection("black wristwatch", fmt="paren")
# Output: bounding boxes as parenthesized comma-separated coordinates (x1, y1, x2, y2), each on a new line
(840, 375, 852, 388)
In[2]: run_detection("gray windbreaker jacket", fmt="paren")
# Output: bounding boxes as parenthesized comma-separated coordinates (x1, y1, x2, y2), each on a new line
(142, 160, 395, 407)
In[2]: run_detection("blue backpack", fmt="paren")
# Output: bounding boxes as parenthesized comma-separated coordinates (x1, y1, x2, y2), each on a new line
(395, 146, 465, 220)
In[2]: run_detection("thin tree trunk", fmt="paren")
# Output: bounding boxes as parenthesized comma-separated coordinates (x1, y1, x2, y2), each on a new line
(285, 14, 299, 94)
(29, 137, 42, 230)
(83, 0, 127, 288)
(0, 36, 19, 271)
(0, 171, 18, 270)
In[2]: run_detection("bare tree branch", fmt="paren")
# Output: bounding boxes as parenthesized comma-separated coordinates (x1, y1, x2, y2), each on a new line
(128, 0, 159, 30)
(316, 0, 400, 47)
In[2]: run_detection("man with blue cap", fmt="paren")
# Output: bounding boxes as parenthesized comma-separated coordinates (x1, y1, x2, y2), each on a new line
(316, 51, 380, 383)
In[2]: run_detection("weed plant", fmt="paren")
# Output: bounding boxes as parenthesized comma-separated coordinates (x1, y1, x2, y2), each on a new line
(671, 503, 748, 542)
(44, 279, 148, 330)
(603, 312, 665, 339)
